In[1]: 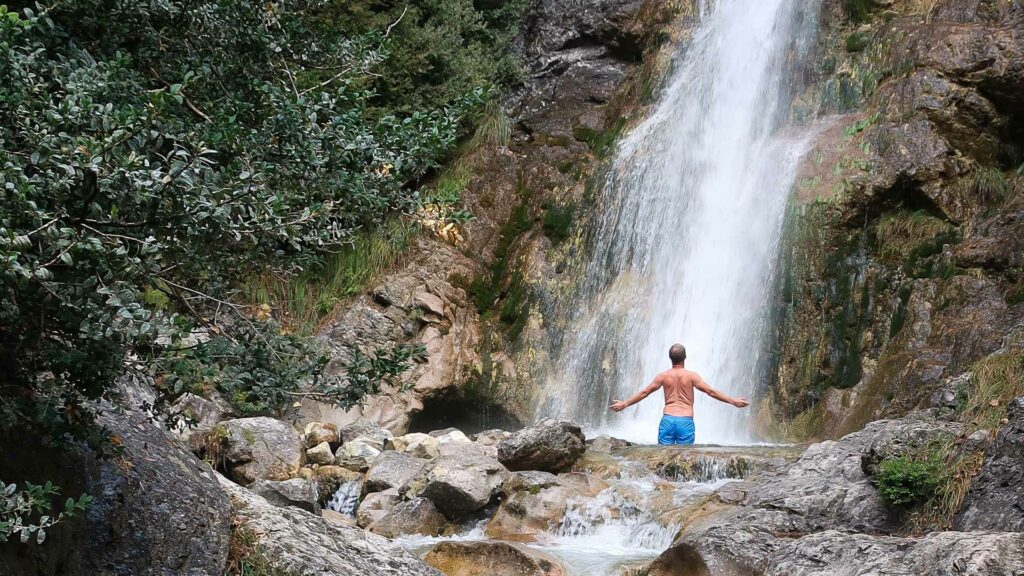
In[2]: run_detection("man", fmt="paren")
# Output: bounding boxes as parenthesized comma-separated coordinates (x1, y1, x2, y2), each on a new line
(609, 343, 749, 445)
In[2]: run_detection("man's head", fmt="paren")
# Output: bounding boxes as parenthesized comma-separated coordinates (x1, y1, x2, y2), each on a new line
(669, 343, 686, 365)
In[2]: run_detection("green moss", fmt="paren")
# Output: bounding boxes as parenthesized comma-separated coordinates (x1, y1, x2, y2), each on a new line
(845, 31, 871, 52)
(542, 203, 575, 245)
(889, 284, 912, 338)
(573, 117, 627, 159)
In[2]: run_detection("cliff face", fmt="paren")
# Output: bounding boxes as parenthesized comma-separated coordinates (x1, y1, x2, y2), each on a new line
(766, 0, 1024, 438)
(307, 0, 692, 433)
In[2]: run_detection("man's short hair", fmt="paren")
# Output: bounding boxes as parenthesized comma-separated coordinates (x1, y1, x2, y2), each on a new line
(669, 343, 686, 364)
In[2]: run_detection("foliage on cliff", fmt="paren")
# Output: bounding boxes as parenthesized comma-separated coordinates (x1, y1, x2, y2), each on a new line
(0, 0, 518, 444)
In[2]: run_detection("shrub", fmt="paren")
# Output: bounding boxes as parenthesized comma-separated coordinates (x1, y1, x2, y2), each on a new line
(0, 480, 92, 545)
(0, 1, 484, 445)
(874, 456, 942, 508)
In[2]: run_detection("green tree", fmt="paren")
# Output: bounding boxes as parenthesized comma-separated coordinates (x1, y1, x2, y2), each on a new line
(0, 0, 491, 442)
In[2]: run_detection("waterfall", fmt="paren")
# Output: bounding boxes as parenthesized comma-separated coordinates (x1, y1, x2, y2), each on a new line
(542, 0, 821, 444)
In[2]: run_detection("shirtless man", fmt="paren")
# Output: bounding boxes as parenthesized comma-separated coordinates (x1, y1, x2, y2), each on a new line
(608, 343, 749, 445)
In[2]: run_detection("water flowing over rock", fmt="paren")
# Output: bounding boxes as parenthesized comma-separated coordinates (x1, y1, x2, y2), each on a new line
(220, 475, 442, 576)
(542, 0, 822, 444)
(424, 541, 565, 576)
(955, 396, 1024, 532)
(497, 419, 586, 472)
(219, 416, 303, 484)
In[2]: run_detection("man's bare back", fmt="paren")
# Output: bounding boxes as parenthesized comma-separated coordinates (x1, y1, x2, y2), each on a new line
(608, 343, 749, 445)
(609, 366, 749, 416)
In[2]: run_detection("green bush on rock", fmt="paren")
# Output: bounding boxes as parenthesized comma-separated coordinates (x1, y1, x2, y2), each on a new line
(874, 456, 942, 508)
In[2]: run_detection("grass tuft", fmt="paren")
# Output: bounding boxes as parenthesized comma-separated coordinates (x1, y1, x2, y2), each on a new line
(875, 210, 954, 263)
(225, 511, 300, 576)
(245, 221, 414, 334)
(958, 352, 1024, 431)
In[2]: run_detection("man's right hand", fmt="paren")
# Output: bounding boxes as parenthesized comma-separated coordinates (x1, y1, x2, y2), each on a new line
(732, 397, 750, 408)
(609, 400, 627, 412)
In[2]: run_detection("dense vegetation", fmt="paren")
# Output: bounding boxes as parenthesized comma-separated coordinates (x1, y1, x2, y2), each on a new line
(0, 0, 523, 527)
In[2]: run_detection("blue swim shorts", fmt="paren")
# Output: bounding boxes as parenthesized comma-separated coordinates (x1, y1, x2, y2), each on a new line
(658, 415, 695, 445)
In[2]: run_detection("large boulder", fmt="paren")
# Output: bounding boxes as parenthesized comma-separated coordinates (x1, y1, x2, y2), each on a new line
(424, 541, 564, 576)
(0, 402, 232, 576)
(365, 450, 430, 493)
(763, 530, 1024, 576)
(497, 419, 586, 473)
(418, 452, 509, 518)
(369, 497, 450, 538)
(955, 396, 1024, 531)
(219, 417, 303, 484)
(656, 413, 960, 574)
(220, 475, 442, 576)
(249, 478, 318, 513)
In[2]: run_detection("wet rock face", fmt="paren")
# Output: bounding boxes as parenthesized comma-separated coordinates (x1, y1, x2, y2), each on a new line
(773, 0, 1024, 436)
(497, 419, 587, 473)
(955, 396, 1024, 531)
(424, 541, 565, 576)
(220, 475, 442, 576)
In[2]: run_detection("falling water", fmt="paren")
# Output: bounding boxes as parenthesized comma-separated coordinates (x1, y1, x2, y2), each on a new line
(542, 0, 821, 444)
(325, 480, 362, 516)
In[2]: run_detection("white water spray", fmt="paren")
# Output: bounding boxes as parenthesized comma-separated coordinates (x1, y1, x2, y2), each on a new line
(542, 0, 821, 444)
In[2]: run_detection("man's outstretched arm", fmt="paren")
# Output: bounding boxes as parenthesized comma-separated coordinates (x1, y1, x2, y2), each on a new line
(609, 377, 662, 412)
(694, 376, 749, 408)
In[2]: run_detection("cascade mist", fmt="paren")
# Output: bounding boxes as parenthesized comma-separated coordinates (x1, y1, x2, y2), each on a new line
(540, 0, 821, 444)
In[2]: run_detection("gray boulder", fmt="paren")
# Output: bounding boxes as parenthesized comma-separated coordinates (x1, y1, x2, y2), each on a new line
(249, 478, 318, 513)
(497, 419, 586, 473)
(369, 497, 449, 538)
(220, 416, 303, 484)
(365, 450, 430, 493)
(955, 396, 1024, 531)
(658, 413, 960, 574)
(220, 475, 442, 576)
(419, 452, 509, 518)
(764, 530, 1024, 576)
(358, 488, 402, 528)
